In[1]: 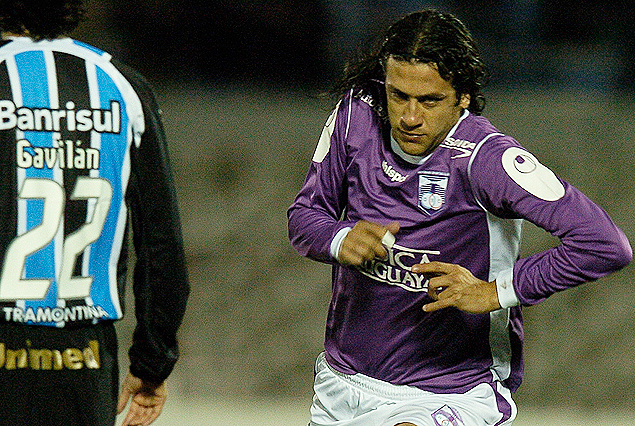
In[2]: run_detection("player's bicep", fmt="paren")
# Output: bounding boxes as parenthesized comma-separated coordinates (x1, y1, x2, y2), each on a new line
(469, 140, 565, 222)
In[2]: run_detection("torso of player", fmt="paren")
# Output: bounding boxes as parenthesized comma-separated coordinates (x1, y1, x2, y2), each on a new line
(324, 96, 515, 393)
(343, 107, 493, 291)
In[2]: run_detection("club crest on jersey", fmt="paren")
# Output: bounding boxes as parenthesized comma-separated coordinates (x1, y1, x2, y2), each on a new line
(418, 171, 449, 214)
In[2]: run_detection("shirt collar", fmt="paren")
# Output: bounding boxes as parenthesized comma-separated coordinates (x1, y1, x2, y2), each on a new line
(390, 109, 470, 165)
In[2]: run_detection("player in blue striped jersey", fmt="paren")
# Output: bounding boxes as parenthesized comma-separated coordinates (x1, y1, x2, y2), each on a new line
(0, 1, 189, 425)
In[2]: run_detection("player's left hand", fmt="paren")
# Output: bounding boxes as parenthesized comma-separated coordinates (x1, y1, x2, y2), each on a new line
(117, 372, 167, 426)
(411, 261, 501, 314)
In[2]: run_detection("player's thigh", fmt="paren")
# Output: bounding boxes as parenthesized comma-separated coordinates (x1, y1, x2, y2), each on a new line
(384, 382, 516, 426)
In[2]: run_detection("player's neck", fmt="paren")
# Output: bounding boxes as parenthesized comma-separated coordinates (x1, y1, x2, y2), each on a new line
(1, 31, 30, 39)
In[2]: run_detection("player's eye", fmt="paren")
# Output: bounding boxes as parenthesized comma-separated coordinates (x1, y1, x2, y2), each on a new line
(418, 96, 444, 108)
(421, 99, 439, 108)
(389, 89, 409, 101)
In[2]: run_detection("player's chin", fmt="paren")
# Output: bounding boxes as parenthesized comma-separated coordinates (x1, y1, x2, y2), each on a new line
(396, 139, 431, 156)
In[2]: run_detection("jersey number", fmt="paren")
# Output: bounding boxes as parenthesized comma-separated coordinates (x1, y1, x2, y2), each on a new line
(0, 177, 113, 301)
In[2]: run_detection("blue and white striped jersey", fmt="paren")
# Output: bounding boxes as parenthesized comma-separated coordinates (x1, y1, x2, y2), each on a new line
(0, 37, 145, 327)
(0, 36, 188, 383)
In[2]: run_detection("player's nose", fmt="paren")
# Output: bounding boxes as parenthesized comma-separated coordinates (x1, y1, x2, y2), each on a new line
(400, 100, 424, 128)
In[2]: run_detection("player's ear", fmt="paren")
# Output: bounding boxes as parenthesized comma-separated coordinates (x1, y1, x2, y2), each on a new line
(458, 93, 470, 109)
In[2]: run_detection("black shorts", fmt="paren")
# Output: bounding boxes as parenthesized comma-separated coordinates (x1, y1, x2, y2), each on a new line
(0, 321, 119, 426)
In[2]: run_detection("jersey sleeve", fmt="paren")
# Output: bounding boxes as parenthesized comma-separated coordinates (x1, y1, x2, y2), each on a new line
(117, 61, 190, 383)
(287, 95, 357, 263)
(469, 138, 632, 306)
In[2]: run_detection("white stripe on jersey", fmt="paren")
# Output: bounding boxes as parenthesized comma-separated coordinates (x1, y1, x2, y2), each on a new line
(43, 49, 66, 312)
(83, 51, 144, 320)
(465, 132, 522, 384)
(3, 54, 26, 314)
(486, 211, 522, 382)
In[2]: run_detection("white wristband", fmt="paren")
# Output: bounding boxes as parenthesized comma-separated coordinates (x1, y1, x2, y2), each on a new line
(330, 227, 352, 261)
(381, 230, 395, 249)
(495, 268, 519, 308)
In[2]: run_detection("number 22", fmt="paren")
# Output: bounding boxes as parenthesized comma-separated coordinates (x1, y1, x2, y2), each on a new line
(0, 177, 113, 301)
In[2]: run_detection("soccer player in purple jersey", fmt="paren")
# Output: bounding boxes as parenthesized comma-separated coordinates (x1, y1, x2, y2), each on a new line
(288, 9, 631, 426)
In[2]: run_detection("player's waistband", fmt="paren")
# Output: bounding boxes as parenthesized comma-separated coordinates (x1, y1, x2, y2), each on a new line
(317, 352, 434, 400)
(0, 320, 116, 372)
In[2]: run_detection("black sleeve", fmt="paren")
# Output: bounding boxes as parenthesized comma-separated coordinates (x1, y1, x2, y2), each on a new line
(116, 60, 190, 383)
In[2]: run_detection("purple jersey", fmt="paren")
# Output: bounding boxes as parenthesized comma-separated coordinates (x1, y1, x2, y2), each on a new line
(288, 86, 632, 393)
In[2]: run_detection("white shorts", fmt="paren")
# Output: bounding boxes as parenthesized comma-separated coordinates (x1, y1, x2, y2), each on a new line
(310, 353, 517, 426)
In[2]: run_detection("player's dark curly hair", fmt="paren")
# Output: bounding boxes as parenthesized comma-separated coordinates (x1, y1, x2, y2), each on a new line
(0, 0, 84, 40)
(330, 9, 488, 115)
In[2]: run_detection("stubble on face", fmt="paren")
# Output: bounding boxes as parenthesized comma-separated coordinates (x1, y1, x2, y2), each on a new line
(384, 57, 469, 157)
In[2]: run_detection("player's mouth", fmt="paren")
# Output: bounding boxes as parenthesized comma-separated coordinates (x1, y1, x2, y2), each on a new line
(396, 129, 426, 142)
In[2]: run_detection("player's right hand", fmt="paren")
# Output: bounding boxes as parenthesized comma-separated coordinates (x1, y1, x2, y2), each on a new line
(338, 221, 400, 266)
(117, 372, 167, 426)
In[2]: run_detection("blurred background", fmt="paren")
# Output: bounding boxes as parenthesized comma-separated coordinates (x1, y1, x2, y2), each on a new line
(70, 0, 634, 424)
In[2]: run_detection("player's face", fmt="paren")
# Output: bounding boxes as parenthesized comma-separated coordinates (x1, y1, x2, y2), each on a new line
(385, 57, 470, 157)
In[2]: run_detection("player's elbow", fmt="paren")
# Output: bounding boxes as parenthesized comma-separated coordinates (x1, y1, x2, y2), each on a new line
(612, 235, 632, 271)
(287, 210, 314, 258)
(601, 232, 632, 273)
(287, 209, 304, 250)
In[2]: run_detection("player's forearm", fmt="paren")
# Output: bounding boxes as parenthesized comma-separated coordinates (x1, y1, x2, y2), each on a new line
(513, 213, 631, 306)
(128, 319, 182, 384)
(288, 204, 356, 264)
(130, 234, 189, 383)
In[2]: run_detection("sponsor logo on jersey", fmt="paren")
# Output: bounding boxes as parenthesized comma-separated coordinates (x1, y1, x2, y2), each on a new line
(357, 243, 439, 292)
(501, 147, 565, 201)
(440, 137, 476, 158)
(382, 160, 409, 182)
(0, 340, 100, 371)
(432, 405, 465, 426)
(0, 99, 121, 134)
(3, 304, 110, 325)
(418, 171, 449, 214)
(354, 88, 385, 117)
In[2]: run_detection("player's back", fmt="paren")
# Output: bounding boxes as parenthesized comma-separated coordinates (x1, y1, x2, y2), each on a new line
(0, 36, 145, 328)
